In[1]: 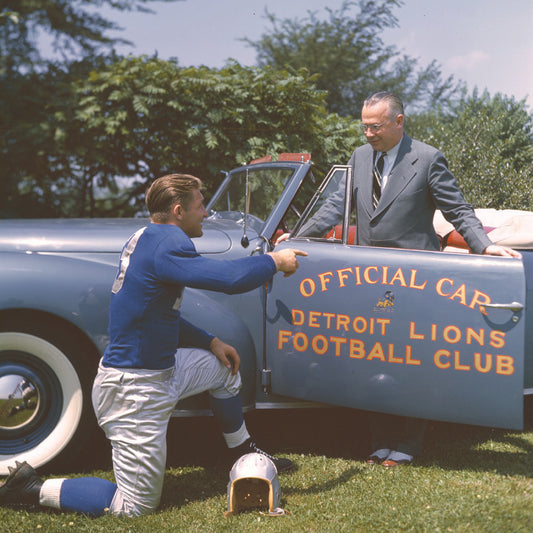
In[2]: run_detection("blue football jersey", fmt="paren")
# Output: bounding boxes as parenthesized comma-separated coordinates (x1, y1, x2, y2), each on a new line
(102, 223, 276, 369)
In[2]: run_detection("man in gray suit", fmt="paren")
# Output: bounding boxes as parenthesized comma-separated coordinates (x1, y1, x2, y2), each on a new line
(352, 91, 519, 256)
(353, 92, 521, 466)
(283, 91, 520, 466)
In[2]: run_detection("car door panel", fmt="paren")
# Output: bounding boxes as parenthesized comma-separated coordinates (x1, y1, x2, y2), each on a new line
(266, 242, 526, 429)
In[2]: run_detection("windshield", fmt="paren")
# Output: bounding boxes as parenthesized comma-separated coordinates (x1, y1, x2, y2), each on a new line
(207, 164, 320, 239)
(208, 167, 294, 233)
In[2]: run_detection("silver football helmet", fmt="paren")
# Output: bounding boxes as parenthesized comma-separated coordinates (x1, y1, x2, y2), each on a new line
(226, 452, 284, 515)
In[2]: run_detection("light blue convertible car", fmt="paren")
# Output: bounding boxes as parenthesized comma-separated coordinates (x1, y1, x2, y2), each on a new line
(1, 154, 532, 474)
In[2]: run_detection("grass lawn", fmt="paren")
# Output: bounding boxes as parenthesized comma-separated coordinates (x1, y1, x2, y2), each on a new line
(1, 404, 532, 532)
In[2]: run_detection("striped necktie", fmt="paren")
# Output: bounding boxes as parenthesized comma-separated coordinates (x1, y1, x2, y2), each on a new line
(372, 152, 386, 209)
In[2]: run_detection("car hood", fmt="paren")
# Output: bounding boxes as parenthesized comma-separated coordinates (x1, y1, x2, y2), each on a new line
(0, 218, 235, 254)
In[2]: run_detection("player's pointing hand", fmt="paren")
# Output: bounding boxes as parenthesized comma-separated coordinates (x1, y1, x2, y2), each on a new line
(268, 248, 308, 277)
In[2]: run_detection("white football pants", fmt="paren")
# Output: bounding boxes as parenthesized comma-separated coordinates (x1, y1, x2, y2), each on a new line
(92, 348, 242, 516)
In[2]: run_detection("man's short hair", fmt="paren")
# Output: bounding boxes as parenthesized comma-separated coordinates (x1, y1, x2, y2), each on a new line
(364, 91, 404, 117)
(146, 174, 202, 222)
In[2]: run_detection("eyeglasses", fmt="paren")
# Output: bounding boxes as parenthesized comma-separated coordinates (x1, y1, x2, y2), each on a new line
(360, 121, 389, 133)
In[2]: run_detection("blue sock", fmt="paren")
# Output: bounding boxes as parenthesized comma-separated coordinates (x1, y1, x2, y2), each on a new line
(209, 394, 244, 433)
(60, 477, 117, 517)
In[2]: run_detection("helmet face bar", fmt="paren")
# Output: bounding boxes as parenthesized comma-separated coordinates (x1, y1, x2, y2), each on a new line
(226, 453, 282, 515)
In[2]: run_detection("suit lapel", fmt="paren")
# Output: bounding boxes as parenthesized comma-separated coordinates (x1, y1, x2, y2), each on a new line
(373, 135, 418, 217)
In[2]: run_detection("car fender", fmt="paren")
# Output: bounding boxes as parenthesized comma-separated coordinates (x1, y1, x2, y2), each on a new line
(179, 288, 257, 411)
(0, 251, 116, 355)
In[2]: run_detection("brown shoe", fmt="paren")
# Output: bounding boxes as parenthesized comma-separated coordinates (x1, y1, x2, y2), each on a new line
(365, 449, 390, 464)
(382, 458, 412, 468)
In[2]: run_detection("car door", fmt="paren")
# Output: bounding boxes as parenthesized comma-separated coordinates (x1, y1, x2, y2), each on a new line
(264, 167, 526, 429)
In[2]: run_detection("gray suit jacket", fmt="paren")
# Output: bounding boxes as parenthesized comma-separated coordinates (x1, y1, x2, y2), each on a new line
(346, 135, 491, 253)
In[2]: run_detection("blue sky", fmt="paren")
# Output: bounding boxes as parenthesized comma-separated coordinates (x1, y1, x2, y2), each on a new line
(98, 0, 532, 109)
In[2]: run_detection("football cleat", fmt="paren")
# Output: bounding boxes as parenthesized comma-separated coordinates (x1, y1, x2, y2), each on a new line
(0, 461, 43, 506)
(231, 439, 294, 473)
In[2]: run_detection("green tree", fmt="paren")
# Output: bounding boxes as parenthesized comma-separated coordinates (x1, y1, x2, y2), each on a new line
(0, 0, 181, 217)
(11, 56, 360, 217)
(408, 91, 533, 210)
(0, 0, 180, 73)
(244, 0, 462, 117)
(0, 56, 123, 217)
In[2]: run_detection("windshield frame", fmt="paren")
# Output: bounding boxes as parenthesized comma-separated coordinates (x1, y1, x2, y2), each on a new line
(291, 165, 354, 244)
(207, 161, 318, 243)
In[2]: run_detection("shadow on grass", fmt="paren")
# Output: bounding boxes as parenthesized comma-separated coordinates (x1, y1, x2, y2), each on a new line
(159, 467, 228, 511)
(422, 423, 533, 477)
(162, 396, 533, 479)
(419, 395, 533, 477)
(6, 400, 529, 519)
(159, 460, 364, 512)
(165, 406, 370, 469)
(282, 465, 364, 498)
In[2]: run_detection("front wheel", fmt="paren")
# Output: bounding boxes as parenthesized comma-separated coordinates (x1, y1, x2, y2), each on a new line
(0, 323, 100, 475)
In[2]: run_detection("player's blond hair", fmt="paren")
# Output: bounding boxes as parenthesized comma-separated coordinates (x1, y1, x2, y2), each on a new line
(146, 174, 203, 223)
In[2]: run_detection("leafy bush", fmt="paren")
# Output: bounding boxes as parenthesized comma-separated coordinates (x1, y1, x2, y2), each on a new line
(408, 91, 533, 210)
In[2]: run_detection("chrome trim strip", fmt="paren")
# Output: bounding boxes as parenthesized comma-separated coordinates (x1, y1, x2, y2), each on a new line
(170, 401, 330, 417)
(255, 401, 329, 410)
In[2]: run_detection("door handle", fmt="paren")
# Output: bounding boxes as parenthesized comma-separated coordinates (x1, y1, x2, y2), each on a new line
(481, 301, 523, 323)
(482, 301, 523, 312)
